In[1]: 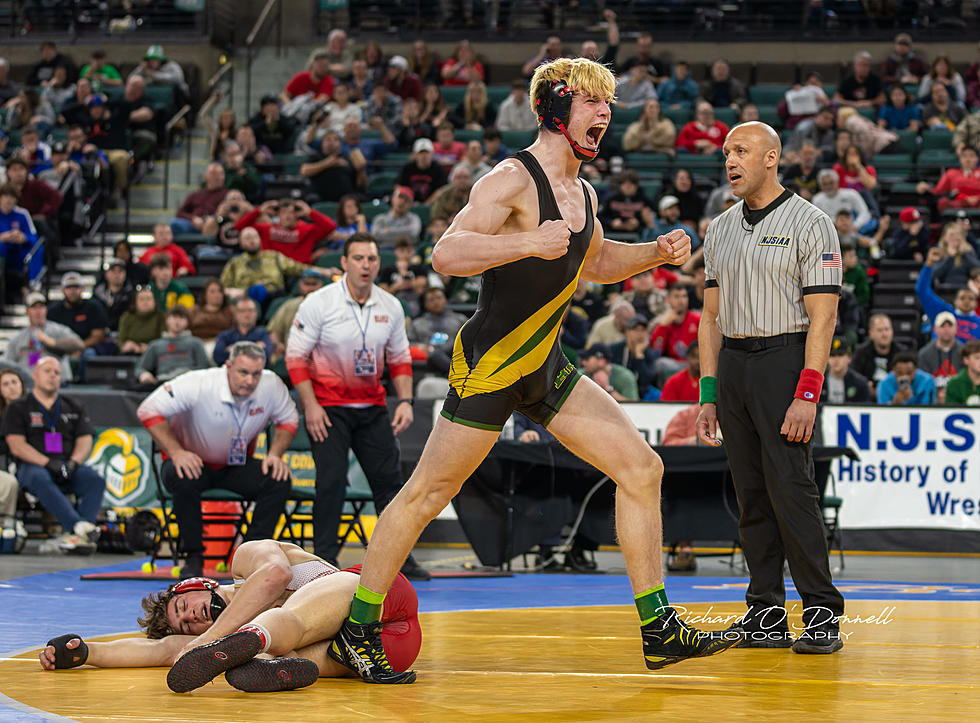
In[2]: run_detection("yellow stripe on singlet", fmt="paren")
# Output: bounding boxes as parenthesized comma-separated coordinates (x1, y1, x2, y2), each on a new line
(449, 273, 580, 397)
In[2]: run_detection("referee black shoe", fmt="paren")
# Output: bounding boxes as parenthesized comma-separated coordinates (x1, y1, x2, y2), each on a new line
(709, 621, 794, 649)
(400, 554, 431, 581)
(641, 608, 743, 670)
(792, 621, 843, 654)
(328, 618, 416, 684)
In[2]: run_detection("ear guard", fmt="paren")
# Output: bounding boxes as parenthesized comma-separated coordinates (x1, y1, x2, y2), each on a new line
(535, 79, 600, 162)
(172, 576, 227, 623)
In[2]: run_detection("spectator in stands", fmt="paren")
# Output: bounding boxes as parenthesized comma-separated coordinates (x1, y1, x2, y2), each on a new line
(966, 41, 980, 110)
(139, 223, 195, 276)
(235, 123, 271, 166)
(111, 239, 148, 285)
(361, 40, 387, 83)
(136, 306, 209, 385)
(953, 109, 980, 154)
(324, 29, 355, 79)
(3, 291, 82, 378)
(834, 144, 877, 193)
(622, 98, 675, 155)
(699, 59, 746, 112)
(0, 368, 24, 536)
(249, 96, 297, 156)
(47, 272, 108, 358)
(398, 137, 447, 202)
(0, 183, 42, 298)
(945, 339, 980, 405)
(785, 106, 837, 165)
(136, 341, 297, 579)
(55, 75, 91, 126)
(597, 170, 653, 234)
(419, 83, 450, 130)
(916, 146, 980, 211)
(384, 55, 422, 102)
(147, 254, 194, 311)
(3, 157, 61, 247)
(118, 287, 164, 356)
(607, 314, 658, 400)
(623, 267, 671, 319)
(300, 129, 367, 202)
(659, 342, 700, 402)
(781, 140, 821, 200)
(431, 122, 467, 169)
(220, 140, 260, 201)
(430, 164, 472, 222)
(882, 33, 928, 85)
(667, 168, 705, 228)
(40, 65, 74, 112)
(615, 63, 658, 110)
(675, 101, 728, 155)
(27, 41, 75, 87)
(92, 257, 134, 332)
(188, 278, 233, 346)
(2, 89, 55, 133)
(372, 186, 422, 249)
(658, 61, 698, 111)
(921, 82, 966, 131)
(778, 71, 829, 130)
(840, 242, 870, 307)
(650, 282, 700, 384)
(341, 115, 397, 168)
(212, 297, 273, 366)
(409, 40, 442, 86)
(877, 351, 936, 405)
(813, 169, 872, 232)
(835, 51, 885, 109)
(822, 337, 872, 403)
(281, 48, 335, 112)
(347, 59, 374, 102)
(482, 128, 510, 167)
(13, 125, 51, 172)
(586, 299, 633, 348)
(267, 270, 325, 361)
(933, 224, 980, 287)
(316, 83, 360, 138)
(0, 58, 16, 105)
(235, 198, 336, 265)
(452, 140, 491, 183)
(888, 206, 928, 261)
(363, 82, 403, 133)
(852, 313, 907, 387)
(578, 344, 637, 401)
(220, 225, 328, 306)
(834, 209, 888, 261)
(323, 194, 367, 252)
(113, 75, 158, 163)
(919, 55, 966, 106)
(449, 81, 496, 132)
(619, 32, 668, 84)
(36, 142, 85, 245)
(919, 311, 963, 398)
(878, 84, 921, 131)
(496, 79, 537, 133)
(79, 49, 122, 91)
(407, 286, 467, 376)
(391, 96, 426, 149)
(835, 107, 898, 161)
(2, 356, 105, 554)
(129, 45, 188, 102)
(643, 195, 700, 247)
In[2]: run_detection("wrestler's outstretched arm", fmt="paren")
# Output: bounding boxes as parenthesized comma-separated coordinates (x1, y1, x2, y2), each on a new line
(40, 634, 191, 670)
(579, 183, 691, 284)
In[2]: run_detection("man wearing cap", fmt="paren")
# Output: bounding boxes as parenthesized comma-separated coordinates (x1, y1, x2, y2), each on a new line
(384, 56, 422, 102)
(607, 314, 659, 400)
(3, 292, 82, 379)
(136, 306, 209, 386)
(47, 272, 109, 358)
(578, 344, 639, 402)
(916, 247, 980, 342)
(371, 186, 422, 249)
(234, 197, 336, 265)
(821, 337, 872, 404)
(888, 206, 928, 261)
(282, 49, 336, 107)
(129, 45, 188, 99)
(397, 138, 447, 203)
(644, 195, 700, 247)
(266, 270, 325, 362)
(882, 33, 929, 85)
(918, 311, 964, 402)
(92, 258, 135, 332)
(220, 226, 328, 304)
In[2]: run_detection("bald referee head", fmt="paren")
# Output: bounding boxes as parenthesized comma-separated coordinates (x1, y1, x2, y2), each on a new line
(723, 122, 783, 207)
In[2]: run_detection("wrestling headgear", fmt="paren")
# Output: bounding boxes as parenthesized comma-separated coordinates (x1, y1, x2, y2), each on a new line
(535, 79, 600, 162)
(171, 577, 227, 623)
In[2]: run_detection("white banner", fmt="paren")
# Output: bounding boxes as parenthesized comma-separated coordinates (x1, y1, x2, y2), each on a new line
(821, 405, 980, 531)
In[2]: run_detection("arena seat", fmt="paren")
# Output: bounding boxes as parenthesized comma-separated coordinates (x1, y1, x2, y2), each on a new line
(486, 85, 511, 105)
(500, 129, 537, 149)
(441, 86, 467, 106)
(749, 85, 789, 105)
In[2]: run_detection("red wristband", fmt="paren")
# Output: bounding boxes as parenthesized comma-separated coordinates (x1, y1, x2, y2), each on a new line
(794, 368, 824, 402)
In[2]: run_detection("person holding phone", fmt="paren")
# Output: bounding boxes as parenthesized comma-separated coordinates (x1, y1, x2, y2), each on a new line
(876, 350, 937, 405)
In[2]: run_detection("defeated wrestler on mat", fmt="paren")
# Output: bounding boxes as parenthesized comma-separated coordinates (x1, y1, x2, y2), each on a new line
(38, 540, 421, 693)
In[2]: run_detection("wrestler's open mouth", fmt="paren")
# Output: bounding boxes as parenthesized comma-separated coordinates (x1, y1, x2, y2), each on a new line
(586, 124, 606, 147)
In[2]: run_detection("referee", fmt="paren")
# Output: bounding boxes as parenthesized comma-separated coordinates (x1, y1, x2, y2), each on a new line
(286, 232, 430, 581)
(696, 122, 845, 654)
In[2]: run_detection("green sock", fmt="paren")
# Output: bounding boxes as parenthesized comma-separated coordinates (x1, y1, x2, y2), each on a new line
(635, 584, 670, 626)
(350, 584, 386, 624)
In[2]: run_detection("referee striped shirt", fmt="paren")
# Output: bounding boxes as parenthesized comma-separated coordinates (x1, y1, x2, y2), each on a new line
(703, 190, 841, 338)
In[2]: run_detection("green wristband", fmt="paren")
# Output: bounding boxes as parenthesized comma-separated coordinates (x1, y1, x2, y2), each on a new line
(699, 376, 717, 405)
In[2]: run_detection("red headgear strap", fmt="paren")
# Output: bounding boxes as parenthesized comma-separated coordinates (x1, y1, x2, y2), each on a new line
(172, 577, 220, 594)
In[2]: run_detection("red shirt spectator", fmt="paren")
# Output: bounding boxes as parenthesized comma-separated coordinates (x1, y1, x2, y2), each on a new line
(650, 285, 700, 360)
(660, 366, 699, 402)
(432, 124, 466, 168)
(833, 162, 877, 192)
(675, 103, 728, 154)
(284, 69, 335, 101)
(384, 56, 423, 101)
(920, 149, 980, 210)
(139, 223, 196, 277)
(3, 158, 62, 219)
(235, 199, 337, 265)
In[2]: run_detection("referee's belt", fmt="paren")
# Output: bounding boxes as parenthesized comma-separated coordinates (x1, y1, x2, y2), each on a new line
(722, 332, 807, 352)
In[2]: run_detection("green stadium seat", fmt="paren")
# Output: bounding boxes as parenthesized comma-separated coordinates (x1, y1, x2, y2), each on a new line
(313, 201, 339, 217)
(916, 149, 958, 173)
(639, 180, 663, 199)
(664, 108, 691, 126)
(676, 154, 724, 178)
(921, 129, 954, 151)
(144, 85, 175, 112)
(441, 86, 467, 107)
(714, 107, 738, 127)
(611, 105, 643, 125)
(624, 152, 672, 173)
(871, 153, 915, 182)
(362, 200, 391, 222)
(366, 171, 399, 198)
(749, 85, 789, 105)
(454, 129, 484, 143)
(316, 250, 344, 269)
(411, 203, 431, 228)
(857, 107, 877, 122)
(756, 105, 783, 129)
(500, 129, 537, 150)
(893, 129, 919, 155)
(487, 85, 511, 105)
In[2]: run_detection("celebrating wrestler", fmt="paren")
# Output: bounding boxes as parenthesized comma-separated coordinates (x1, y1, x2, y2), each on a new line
(327, 56, 741, 685)
(38, 540, 421, 693)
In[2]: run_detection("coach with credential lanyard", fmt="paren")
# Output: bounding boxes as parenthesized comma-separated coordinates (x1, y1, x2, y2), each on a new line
(696, 122, 846, 653)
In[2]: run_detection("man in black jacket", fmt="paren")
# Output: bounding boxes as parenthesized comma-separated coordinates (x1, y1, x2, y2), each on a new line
(821, 337, 872, 404)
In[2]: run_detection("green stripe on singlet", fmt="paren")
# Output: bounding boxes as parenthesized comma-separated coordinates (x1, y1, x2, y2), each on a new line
(486, 301, 568, 379)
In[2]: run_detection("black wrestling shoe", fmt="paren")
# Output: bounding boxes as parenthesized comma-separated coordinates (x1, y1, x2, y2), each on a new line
(565, 546, 598, 572)
(400, 554, 431, 581)
(641, 607, 743, 670)
(167, 630, 264, 693)
(328, 618, 416, 684)
(224, 657, 320, 692)
(792, 621, 843, 654)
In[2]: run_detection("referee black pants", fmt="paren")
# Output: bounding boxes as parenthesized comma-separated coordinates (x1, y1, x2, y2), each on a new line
(717, 342, 844, 623)
(310, 405, 404, 561)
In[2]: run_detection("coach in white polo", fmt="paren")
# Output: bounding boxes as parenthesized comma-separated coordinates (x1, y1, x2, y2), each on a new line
(286, 232, 429, 580)
(137, 341, 299, 579)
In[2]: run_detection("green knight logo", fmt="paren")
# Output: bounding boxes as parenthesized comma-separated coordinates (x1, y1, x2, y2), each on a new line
(86, 428, 149, 504)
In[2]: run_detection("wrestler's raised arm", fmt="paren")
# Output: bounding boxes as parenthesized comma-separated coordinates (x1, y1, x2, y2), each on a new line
(432, 160, 572, 277)
(40, 633, 191, 670)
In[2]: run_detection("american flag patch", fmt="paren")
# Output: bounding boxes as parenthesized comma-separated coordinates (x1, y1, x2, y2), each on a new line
(821, 253, 842, 268)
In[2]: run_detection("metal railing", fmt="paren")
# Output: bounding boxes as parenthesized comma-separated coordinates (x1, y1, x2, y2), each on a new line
(162, 104, 193, 209)
(245, 0, 283, 113)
